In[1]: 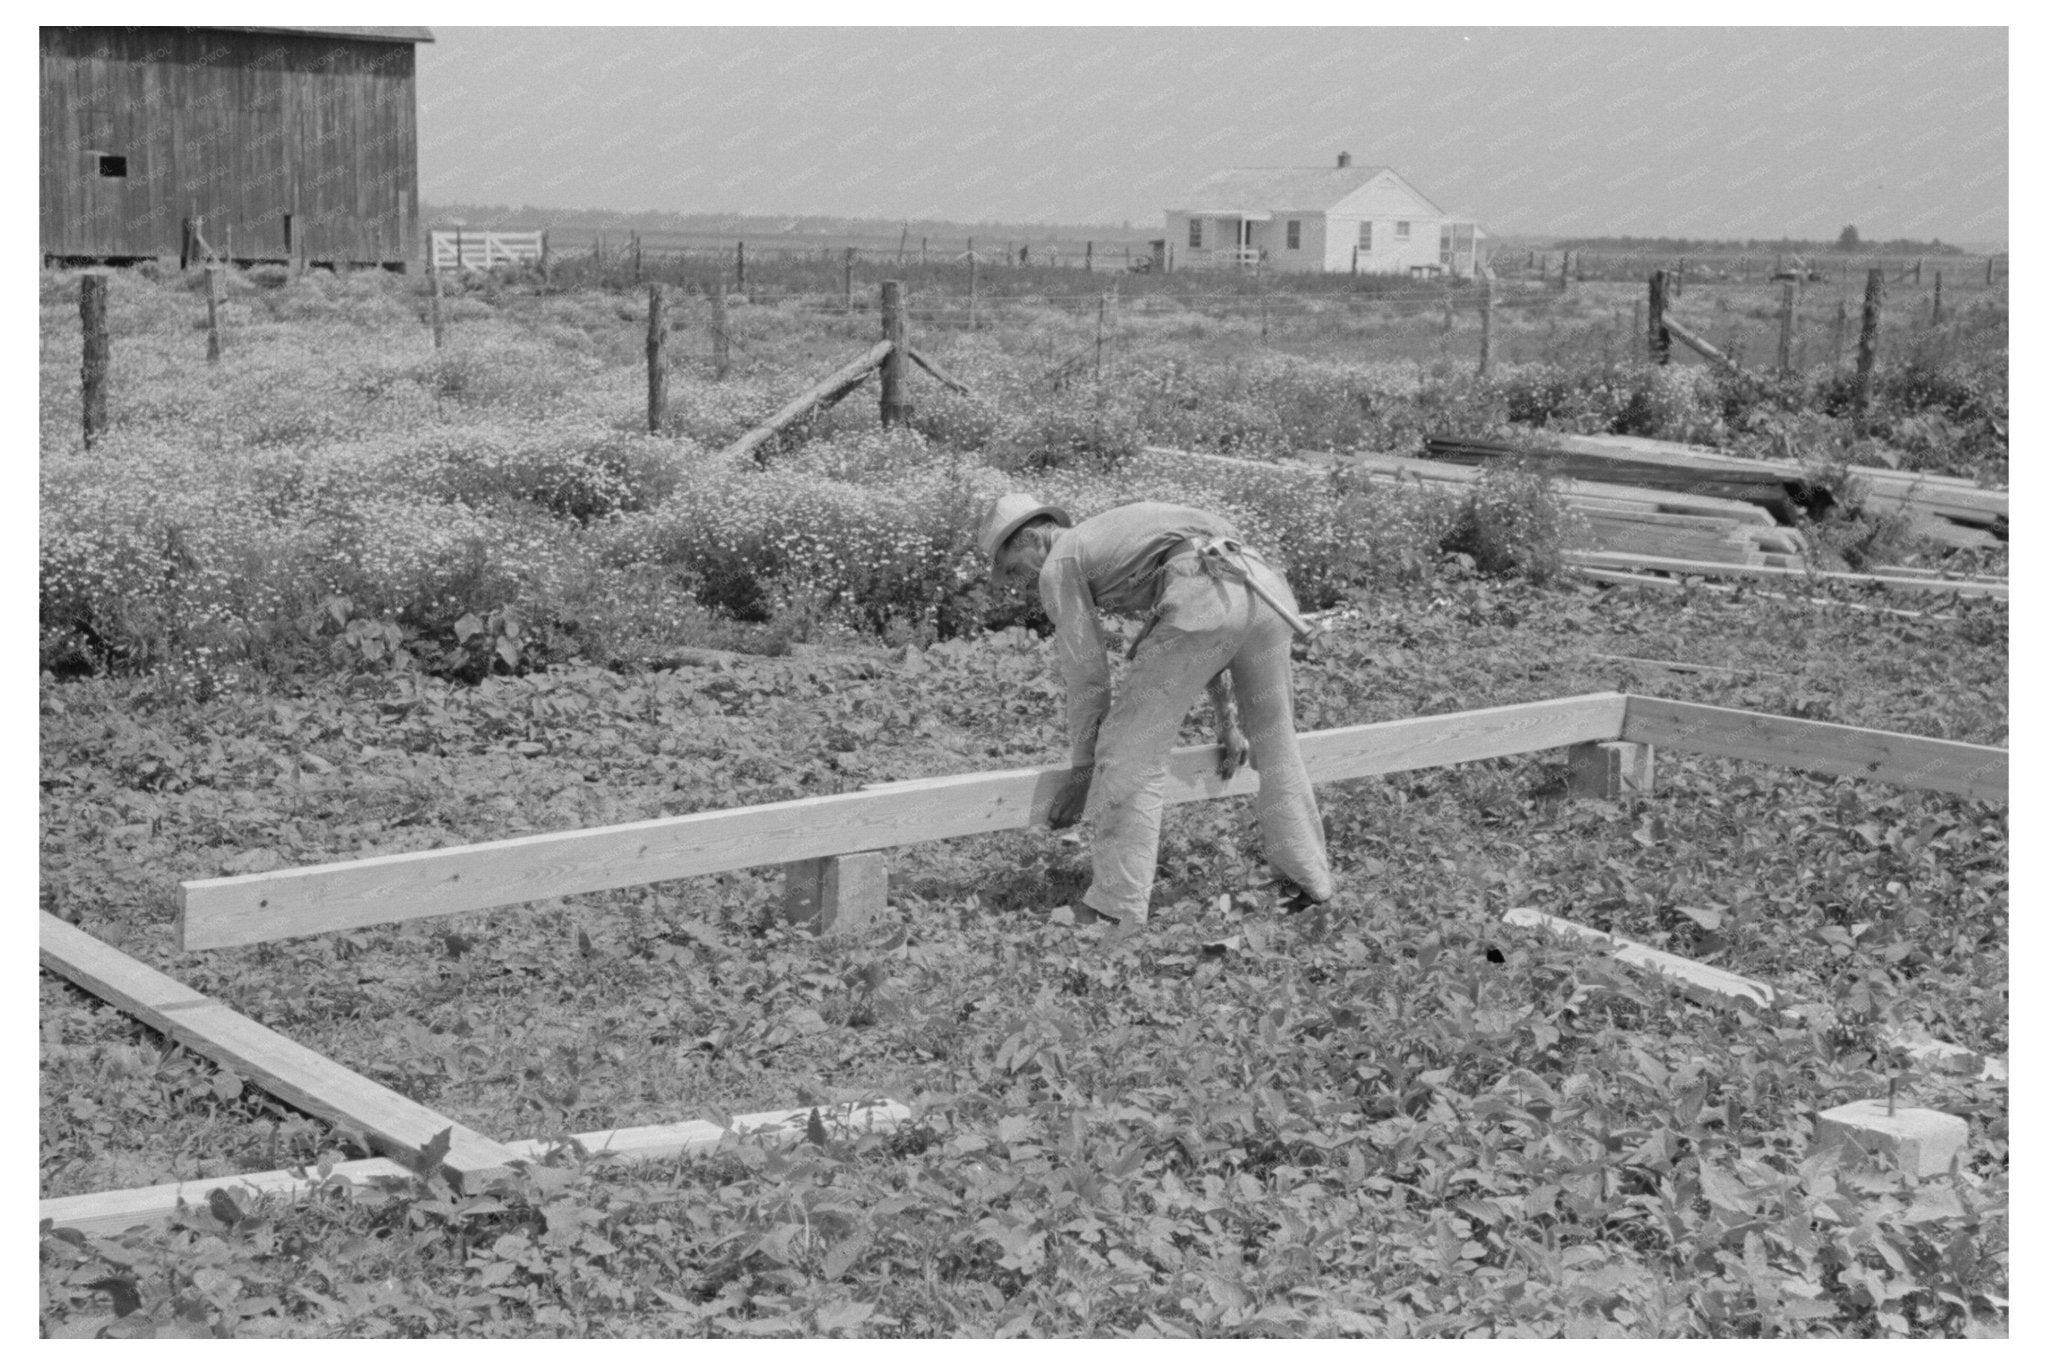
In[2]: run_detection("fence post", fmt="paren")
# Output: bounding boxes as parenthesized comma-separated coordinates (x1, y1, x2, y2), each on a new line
(736, 240, 746, 291)
(1833, 299, 1848, 372)
(1931, 271, 1943, 327)
(879, 280, 909, 428)
(1647, 270, 1671, 365)
(711, 275, 731, 379)
(455, 227, 464, 273)
(1442, 281, 1455, 333)
(1558, 249, 1570, 292)
(1986, 255, 1995, 287)
(844, 248, 855, 315)
(540, 230, 551, 286)
(205, 265, 225, 362)
(1085, 240, 1093, 273)
(967, 238, 978, 332)
(921, 235, 928, 267)
(1095, 291, 1108, 385)
(646, 284, 668, 433)
(1914, 257, 1923, 285)
(80, 273, 109, 449)
(1855, 268, 1884, 414)
(430, 270, 445, 350)
(1478, 273, 1494, 376)
(1777, 279, 1796, 373)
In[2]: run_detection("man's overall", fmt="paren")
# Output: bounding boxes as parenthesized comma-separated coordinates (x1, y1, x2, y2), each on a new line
(1037, 502, 1335, 925)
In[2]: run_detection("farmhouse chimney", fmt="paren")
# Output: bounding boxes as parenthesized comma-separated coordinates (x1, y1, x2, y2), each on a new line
(1337, 151, 1352, 168)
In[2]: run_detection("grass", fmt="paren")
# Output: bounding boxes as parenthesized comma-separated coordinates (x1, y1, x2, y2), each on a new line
(38, 261, 2007, 1337)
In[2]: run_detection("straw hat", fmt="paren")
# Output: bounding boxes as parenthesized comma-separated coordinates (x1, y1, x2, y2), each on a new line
(977, 492, 1071, 562)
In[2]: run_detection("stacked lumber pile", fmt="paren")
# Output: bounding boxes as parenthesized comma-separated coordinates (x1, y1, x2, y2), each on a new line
(1424, 433, 2008, 551)
(1302, 448, 1810, 569)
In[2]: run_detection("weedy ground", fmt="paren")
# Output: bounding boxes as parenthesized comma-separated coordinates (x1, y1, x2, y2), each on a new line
(39, 264, 2006, 1338)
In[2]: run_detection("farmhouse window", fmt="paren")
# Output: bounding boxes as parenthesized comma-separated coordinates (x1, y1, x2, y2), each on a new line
(1286, 220, 1301, 250)
(1358, 221, 1373, 251)
(1395, 220, 1410, 240)
(1189, 218, 1202, 249)
(97, 153, 127, 178)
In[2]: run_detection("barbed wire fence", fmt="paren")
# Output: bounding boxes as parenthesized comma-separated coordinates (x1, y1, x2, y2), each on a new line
(403, 233, 2010, 445)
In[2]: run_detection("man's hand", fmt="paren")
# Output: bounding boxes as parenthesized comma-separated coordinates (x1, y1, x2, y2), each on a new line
(1216, 726, 1251, 780)
(1049, 765, 1093, 829)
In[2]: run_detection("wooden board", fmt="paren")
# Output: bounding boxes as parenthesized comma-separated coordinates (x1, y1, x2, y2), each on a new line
(1567, 552, 2010, 598)
(1502, 907, 1779, 1009)
(1621, 697, 2006, 802)
(1562, 434, 2008, 523)
(1316, 449, 1783, 525)
(42, 1101, 912, 1237)
(510, 1100, 913, 1163)
(180, 694, 1629, 949)
(39, 914, 520, 1187)
(39, 1158, 414, 1239)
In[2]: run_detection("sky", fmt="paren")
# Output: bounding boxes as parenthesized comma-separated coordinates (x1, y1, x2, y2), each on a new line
(416, 26, 2008, 244)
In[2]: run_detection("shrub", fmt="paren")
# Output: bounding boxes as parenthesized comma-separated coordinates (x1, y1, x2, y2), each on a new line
(1438, 460, 1583, 584)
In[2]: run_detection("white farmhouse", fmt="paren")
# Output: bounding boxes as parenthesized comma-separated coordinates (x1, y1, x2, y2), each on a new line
(1165, 152, 1483, 277)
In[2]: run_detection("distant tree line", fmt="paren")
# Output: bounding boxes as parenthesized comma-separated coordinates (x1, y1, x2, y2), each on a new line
(421, 202, 1144, 244)
(1550, 228, 1973, 256)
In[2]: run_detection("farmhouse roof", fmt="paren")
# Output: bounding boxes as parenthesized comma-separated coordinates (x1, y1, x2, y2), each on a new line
(1174, 164, 1446, 216)
(203, 26, 435, 43)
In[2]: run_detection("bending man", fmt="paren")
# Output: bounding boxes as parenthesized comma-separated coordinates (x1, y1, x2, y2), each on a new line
(978, 494, 1335, 926)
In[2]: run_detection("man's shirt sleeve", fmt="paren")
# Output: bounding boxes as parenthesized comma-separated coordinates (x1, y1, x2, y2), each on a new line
(1040, 552, 1112, 767)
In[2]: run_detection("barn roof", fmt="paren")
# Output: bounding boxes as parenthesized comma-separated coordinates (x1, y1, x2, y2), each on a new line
(1175, 164, 1447, 216)
(204, 27, 435, 44)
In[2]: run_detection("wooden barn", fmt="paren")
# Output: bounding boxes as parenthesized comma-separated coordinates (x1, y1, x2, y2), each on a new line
(40, 26, 433, 271)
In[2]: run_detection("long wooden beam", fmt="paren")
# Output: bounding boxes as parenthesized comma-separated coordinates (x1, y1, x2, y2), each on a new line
(180, 693, 1628, 950)
(39, 914, 520, 1189)
(1621, 696, 2006, 802)
(1502, 908, 2007, 1083)
(40, 1101, 911, 1238)
(1503, 907, 1778, 1009)
(1567, 551, 2010, 598)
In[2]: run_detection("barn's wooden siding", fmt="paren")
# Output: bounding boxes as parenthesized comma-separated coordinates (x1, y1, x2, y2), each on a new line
(41, 27, 422, 267)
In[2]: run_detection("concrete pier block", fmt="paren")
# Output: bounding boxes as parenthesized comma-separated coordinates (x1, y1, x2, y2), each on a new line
(1815, 1100, 1968, 1178)
(783, 852, 888, 935)
(1568, 741, 1655, 799)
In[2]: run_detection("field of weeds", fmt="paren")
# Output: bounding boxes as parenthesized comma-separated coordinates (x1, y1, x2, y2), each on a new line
(39, 262, 2006, 1337)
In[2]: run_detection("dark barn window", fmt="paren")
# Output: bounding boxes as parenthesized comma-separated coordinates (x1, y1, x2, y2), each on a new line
(97, 154, 127, 178)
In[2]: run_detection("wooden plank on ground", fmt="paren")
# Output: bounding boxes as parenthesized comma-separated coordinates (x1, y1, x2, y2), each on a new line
(39, 1158, 414, 1239)
(1571, 564, 1951, 619)
(42, 1100, 913, 1237)
(39, 913, 520, 1187)
(1502, 907, 1779, 1009)
(1567, 551, 2009, 598)
(510, 1100, 913, 1162)
(1621, 696, 2006, 802)
(181, 694, 1628, 949)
